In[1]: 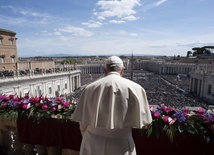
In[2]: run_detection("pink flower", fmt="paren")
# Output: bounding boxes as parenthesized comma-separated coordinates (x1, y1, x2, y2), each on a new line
(52, 106, 57, 111)
(45, 97, 50, 101)
(39, 96, 45, 101)
(35, 103, 40, 107)
(13, 97, 19, 101)
(182, 108, 189, 114)
(153, 112, 160, 118)
(149, 105, 155, 112)
(63, 102, 70, 108)
(9, 94, 14, 99)
(1, 103, 7, 108)
(162, 116, 169, 123)
(42, 104, 48, 110)
(72, 99, 77, 105)
(30, 97, 39, 103)
(3, 96, 10, 101)
(196, 108, 206, 115)
(56, 97, 64, 103)
(22, 104, 28, 110)
(163, 106, 171, 113)
(168, 117, 176, 125)
(17, 102, 22, 105)
(58, 105, 62, 110)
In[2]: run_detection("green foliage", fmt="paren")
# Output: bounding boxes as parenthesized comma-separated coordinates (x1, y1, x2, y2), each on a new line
(60, 58, 82, 65)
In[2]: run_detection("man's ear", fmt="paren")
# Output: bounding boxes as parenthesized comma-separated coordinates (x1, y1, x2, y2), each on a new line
(120, 67, 125, 76)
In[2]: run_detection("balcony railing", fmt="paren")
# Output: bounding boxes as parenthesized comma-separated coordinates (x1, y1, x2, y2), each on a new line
(0, 94, 214, 155)
(0, 116, 214, 155)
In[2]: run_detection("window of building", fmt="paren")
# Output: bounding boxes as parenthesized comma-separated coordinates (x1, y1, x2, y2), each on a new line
(1, 57, 5, 63)
(49, 87, 52, 94)
(0, 35, 3, 44)
(23, 89, 29, 97)
(57, 84, 60, 91)
(208, 84, 212, 95)
(11, 57, 15, 63)
(65, 81, 67, 89)
(11, 55, 15, 63)
(10, 40, 13, 46)
(9, 37, 14, 46)
(37, 86, 42, 96)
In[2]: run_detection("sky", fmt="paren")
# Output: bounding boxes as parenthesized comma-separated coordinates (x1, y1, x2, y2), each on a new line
(0, 0, 214, 57)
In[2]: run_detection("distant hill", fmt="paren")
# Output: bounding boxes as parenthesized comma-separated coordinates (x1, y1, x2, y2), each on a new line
(19, 53, 166, 58)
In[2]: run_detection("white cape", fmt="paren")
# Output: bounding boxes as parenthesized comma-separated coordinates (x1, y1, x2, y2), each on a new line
(73, 72, 152, 129)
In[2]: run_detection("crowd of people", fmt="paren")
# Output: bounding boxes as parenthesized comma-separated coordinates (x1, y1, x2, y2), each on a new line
(73, 71, 208, 109)
(139, 74, 207, 108)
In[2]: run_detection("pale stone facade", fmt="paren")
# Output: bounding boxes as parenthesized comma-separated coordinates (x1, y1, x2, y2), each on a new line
(0, 70, 81, 98)
(190, 68, 214, 101)
(18, 59, 55, 71)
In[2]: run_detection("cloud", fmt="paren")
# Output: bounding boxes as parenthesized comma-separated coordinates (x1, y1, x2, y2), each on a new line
(82, 20, 103, 28)
(123, 15, 139, 21)
(0, 5, 53, 25)
(83, 0, 141, 27)
(1, 6, 50, 18)
(83, 0, 167, 27)
(95, 0, 141, 18)
(39, 26, 93, 39)
(58, 26, 93, 37)
(130, 33, 138, 37)
(117, 30, 138, 37)
(109, 20, 126, 24)
(141, 0, 168, 12)
(155, 0, 167, 6)
(0, 15, 28, 25)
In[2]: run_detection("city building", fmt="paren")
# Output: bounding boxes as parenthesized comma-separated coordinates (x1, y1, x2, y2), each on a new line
(0, 28, 18, 72)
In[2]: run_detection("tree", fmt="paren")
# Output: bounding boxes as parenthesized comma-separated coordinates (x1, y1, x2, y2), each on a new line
(187, 51, 192, 57)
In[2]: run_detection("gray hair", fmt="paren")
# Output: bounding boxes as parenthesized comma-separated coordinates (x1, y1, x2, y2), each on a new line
(104, 63, 124, 72)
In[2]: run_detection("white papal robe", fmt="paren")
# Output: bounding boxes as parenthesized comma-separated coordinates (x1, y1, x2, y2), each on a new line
(73, 72, 152, 155)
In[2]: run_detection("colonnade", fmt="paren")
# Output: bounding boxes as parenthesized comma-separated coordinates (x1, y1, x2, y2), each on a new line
(0, 70, 81, 98)
(189, 70, 214, 101)
(77, 64, 103, 74)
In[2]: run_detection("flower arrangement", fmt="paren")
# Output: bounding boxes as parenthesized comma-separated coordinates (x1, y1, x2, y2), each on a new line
(1, 94, 214, 144)
(0, 94, 77, 122)
(147, 104, 214, 143)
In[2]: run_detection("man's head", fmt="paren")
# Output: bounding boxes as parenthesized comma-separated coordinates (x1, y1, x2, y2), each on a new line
(104, 56, 125, 76)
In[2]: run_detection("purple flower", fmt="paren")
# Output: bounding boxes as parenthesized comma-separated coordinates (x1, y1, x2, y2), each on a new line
(203, 112, 214, 123)
(173, 110, 186, 124)
(8, 101, 17, 108)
